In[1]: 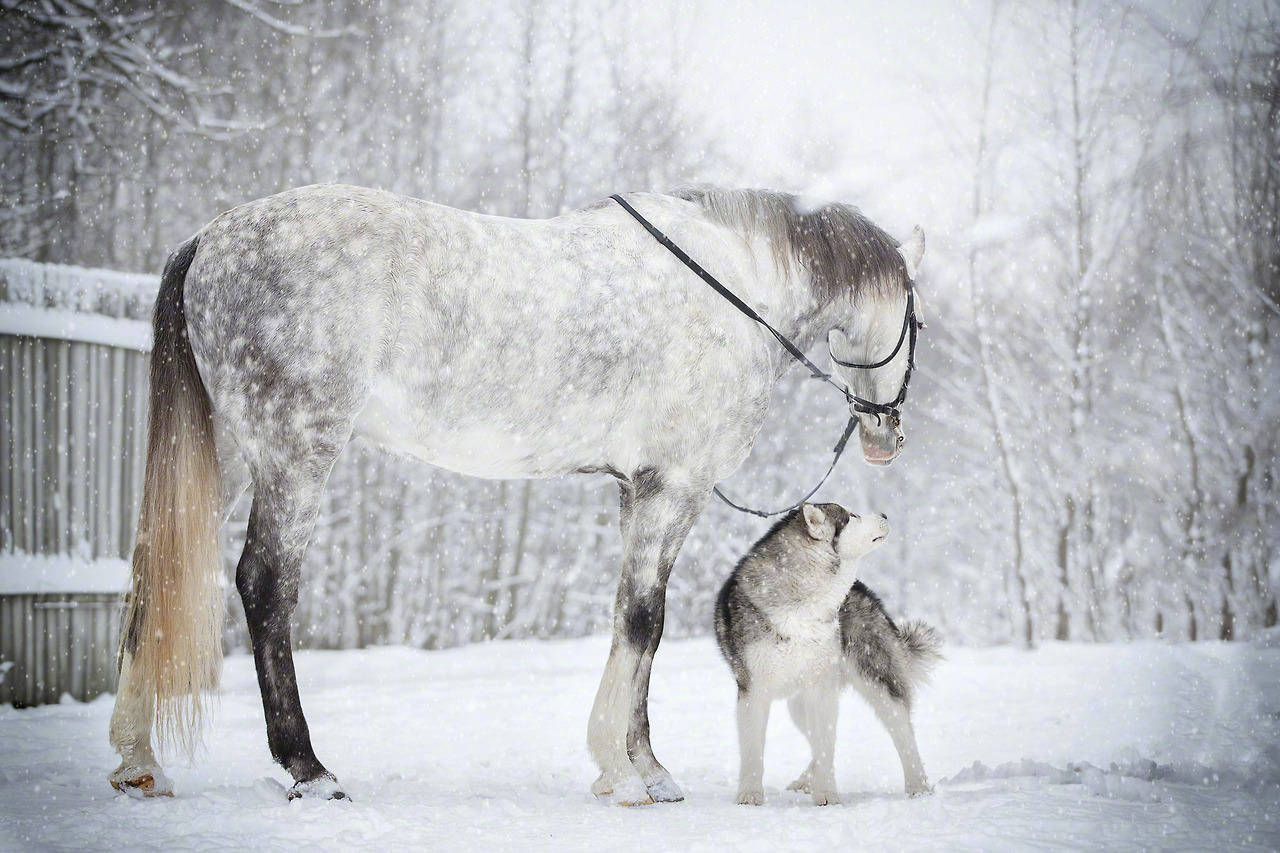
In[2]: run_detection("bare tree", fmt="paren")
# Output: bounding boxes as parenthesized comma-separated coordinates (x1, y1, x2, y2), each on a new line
(963, 0, 1035, 647)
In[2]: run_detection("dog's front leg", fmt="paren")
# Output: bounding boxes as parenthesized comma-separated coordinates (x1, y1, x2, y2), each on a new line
(736, 688, 770, 805)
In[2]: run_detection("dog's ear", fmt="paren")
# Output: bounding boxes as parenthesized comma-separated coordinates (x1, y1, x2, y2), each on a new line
(801, 504, 829, 539)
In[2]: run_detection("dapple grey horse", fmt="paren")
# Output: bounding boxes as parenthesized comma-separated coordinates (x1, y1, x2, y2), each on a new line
(108, 184, 925, 802)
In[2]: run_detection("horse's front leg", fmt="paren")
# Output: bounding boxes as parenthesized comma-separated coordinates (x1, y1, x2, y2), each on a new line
(588, 469, 707, 804)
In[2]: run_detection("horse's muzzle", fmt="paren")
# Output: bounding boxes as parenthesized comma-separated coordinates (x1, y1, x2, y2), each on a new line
(859, 420, 904, 467)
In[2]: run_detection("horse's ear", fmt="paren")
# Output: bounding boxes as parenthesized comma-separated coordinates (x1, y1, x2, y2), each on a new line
(801, 504, 829, 539)
(898, 225, 925, 279)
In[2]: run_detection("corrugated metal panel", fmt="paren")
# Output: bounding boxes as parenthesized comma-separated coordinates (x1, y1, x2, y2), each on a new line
(0, 336, 149, 560)
(1, 260, 153, 705)
(0, 594, 122, 706)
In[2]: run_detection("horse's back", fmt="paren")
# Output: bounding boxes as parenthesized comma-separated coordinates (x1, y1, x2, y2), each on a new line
(181, 184, 771, 481)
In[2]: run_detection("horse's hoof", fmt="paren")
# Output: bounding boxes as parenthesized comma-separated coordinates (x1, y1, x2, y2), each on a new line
(594, 770, 653, 806)
(616, 791, 655, 807)
(288, 774, 348, 801)
(644, 773, 685, 803)
(110, 763, 173, 798)
(590, 771, 613, 797)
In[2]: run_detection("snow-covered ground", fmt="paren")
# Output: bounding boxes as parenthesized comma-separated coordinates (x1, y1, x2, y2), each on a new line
(2, 636, 1278, 851)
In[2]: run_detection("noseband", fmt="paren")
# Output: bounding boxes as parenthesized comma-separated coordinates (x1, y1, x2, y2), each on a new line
(610, 193, 922, 517)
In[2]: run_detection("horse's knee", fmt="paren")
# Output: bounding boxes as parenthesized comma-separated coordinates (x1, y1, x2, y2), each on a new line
(621, 583, 666, 655)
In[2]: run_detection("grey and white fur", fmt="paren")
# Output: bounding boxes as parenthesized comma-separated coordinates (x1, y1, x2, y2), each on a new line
(714, 503, 941, 805)
(106, 184, 926, 803)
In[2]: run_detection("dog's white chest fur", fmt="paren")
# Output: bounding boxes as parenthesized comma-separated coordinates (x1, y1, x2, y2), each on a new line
(742, 612, 842, 697)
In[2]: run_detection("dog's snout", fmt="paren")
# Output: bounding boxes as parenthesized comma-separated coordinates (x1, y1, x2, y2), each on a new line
(880, 513, 888, 521)
(896, 434, 905, 446)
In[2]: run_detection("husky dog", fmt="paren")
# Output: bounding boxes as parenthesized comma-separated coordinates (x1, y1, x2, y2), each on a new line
(714, 503, 941, 806)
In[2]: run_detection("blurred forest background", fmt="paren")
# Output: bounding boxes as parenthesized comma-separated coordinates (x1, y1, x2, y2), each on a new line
(1, 0, 1276, 648)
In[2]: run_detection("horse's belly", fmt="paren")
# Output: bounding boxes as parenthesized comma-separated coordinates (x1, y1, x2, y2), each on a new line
(353, 383, 619, 479)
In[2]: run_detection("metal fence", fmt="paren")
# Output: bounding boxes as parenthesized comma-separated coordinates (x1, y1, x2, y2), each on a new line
(0, 259, 155, 704)
(0, 593, 123, 706)
(0, 257, 626, 702)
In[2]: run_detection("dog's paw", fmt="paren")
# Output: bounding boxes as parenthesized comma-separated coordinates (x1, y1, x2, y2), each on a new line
(810, 788, 841, 807)
(736, 788, 765, 806)
(905, 780, 934, 798)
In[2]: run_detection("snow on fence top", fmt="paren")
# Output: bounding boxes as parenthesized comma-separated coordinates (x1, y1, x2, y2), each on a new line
(0, 552, 130, 595)
(0, 258, 158, 316)
(0, 258, 158, 350)
(0, 304, 153, 351)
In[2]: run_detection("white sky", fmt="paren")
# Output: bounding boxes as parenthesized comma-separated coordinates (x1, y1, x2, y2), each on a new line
(684, 0, 984, 235)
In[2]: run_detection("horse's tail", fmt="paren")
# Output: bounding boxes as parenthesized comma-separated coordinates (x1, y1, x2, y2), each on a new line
(119, 234, 224, 756)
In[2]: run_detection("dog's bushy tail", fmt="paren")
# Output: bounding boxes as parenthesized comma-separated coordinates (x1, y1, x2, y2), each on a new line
(898, 620, 943, 688)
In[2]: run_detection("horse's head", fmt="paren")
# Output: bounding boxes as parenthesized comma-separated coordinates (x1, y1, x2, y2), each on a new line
(827, 225, 925, 467)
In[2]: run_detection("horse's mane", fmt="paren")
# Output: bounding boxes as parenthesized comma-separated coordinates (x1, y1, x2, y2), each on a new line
(670, 187, 908, 303)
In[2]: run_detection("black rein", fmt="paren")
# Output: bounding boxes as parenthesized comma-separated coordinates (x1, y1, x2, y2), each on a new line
(609, 193, 918, 518)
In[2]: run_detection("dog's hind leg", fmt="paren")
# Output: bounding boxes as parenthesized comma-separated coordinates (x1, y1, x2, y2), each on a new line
(852, 680, 931, 796)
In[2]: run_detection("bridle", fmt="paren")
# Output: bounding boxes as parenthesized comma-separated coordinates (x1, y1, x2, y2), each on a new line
(609, 193, 923, 517)
(829, 285, 920, 426)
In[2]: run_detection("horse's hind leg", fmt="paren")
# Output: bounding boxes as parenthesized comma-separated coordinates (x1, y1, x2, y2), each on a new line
(109, 419, 252, 797)
(236, 446, 347, 800)
(588, 470, 706, 804)
(108, 653, 169, 795)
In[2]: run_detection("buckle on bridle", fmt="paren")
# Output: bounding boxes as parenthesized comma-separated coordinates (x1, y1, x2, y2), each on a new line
(850, 398, 901, 426)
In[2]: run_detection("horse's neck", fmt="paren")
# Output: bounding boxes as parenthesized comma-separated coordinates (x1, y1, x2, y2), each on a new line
(689, 213, 850, 380)
(760, 261, 897, 379)
(756, 271, 847, 380)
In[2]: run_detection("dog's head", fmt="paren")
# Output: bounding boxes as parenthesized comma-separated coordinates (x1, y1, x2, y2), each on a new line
(799, 503, 889, 565)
